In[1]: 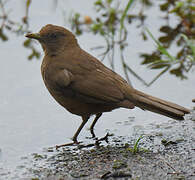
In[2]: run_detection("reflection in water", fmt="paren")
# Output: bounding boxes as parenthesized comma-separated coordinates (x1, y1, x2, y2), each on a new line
(141, 0, 195, 83)
(0, 0, 194, 85)
(0, 0, 194, 179)
(70, 0, 195, 85)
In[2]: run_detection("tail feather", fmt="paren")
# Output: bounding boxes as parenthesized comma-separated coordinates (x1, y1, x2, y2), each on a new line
(127, 89, 190, 120)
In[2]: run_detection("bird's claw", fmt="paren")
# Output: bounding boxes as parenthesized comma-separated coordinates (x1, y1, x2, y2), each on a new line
(56, 141, 82, 149)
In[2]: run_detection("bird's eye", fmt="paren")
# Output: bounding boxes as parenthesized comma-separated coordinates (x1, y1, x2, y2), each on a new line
(49, 33, 57, 39)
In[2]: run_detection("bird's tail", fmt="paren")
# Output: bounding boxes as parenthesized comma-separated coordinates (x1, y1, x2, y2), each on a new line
(126, 88, 190, 120)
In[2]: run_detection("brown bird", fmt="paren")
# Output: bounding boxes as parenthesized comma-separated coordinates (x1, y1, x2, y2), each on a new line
(26, 24, 190, 147)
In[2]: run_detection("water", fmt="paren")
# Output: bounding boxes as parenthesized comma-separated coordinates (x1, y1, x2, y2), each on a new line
(0, 0, 194, 179)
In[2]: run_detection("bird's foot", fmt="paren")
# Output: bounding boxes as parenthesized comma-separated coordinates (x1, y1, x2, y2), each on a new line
(78, 133, 111, 148)
(94, 132, 110, 145)
(56, 141, 82, 149)
(56, 133, 111, 150)
(90, 129, 96, 138)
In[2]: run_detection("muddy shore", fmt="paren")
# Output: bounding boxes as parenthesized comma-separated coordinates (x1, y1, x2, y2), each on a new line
(5, 112, 194, 180)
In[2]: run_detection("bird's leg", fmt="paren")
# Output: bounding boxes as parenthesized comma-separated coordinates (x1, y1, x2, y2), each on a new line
(72, 115, 90, 142)
(56, 115, 89, 149)
(90, 113, 102, 138)
(90, 113, 110, 144)
(95, 132, 110, 145)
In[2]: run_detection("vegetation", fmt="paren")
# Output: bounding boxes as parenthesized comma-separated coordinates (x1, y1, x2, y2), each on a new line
(0, 0, 194, 85)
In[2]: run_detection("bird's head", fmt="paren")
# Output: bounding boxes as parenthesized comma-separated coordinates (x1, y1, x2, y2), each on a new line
(26, 24, 78, 56)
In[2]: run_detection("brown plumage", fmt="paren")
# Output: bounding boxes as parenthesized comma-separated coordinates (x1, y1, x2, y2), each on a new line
(26, 24, 190, 146)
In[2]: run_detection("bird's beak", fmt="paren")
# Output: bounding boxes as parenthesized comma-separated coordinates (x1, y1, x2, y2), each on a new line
(25, 33, 41, 40)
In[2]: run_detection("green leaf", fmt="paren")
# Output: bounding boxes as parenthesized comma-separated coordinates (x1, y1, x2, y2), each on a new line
(149, 62, 170, 69)
(0, 29, 8, 41)
(145, 28, 176, 61)
(23, 39, 31, 47)
(26, 0, 31, 9)
(181, 34, 195, 60)
(120, 0, 134, 30)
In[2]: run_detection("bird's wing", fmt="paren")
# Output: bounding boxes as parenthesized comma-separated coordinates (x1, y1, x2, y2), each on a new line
(54, 69, 74, 87)
(55, 67, 126, 104)
(70, 67, 126, 104)
(53, 48, 129, 104)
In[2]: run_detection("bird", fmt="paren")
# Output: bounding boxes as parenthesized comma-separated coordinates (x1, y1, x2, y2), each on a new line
(26, 24, 190, 147)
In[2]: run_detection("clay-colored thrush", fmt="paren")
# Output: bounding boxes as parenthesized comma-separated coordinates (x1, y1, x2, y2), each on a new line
(26, 24, 190, 145)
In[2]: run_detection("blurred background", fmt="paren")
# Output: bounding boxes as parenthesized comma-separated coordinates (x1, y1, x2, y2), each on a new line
(0, 0, 194, 177)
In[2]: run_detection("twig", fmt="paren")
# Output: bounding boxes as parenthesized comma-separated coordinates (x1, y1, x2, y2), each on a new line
(160, 157, 183, 175)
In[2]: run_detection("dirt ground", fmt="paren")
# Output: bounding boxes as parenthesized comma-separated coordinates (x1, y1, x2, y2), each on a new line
(14, 111, 195, 180)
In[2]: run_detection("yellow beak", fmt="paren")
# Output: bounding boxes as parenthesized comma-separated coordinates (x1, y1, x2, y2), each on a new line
(25, 33, 41, 40)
